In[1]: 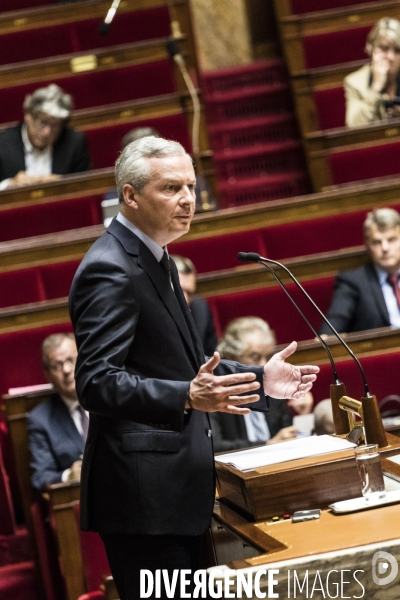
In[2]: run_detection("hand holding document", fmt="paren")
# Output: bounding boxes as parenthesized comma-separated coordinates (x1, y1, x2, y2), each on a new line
(215, 435, 356, 471)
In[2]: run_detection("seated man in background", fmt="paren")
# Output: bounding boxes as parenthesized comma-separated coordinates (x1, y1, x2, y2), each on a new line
(313, 399, 334, 436)
(28, 333, 88, 491)
(320, 208, 400, 335)
(0, 83, 91, 190)
(345, 17, 400, 127)
(287, 390, 314, 416)
(171, 254, 217, 356)
(210, 317, 297, 452)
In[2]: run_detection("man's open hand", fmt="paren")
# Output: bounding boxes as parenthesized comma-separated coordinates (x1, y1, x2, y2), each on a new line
(263, 341, 319, 400)
(188, 352, 261, 414)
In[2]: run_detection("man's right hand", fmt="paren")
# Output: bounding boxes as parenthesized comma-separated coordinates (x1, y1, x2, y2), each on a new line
(188, 352, 261, 414)
(67, 459, 82, 482)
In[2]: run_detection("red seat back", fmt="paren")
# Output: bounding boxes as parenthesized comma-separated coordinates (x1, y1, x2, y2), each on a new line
(73, 504, 110, 592)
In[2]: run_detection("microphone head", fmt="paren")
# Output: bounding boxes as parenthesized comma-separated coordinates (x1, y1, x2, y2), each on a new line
(237, 252, 260, 263)
(166, 38, 181, 58)
(99, 22, 111, 36)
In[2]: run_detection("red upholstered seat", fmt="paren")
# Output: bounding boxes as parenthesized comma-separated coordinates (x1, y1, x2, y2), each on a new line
(1, 0, 51, 11)
(208, 277, 335, 342)
(86, 113, 192, 169)
(311, 352, 400, 405)
(40, 261, 80, 300)
(314, 87, 346, 131)
(0, 323, 73, 397)
(302, 27, 369, 70)
(0, 269, 45, 308)
(77, 593, 105, 600)
(0, 61, 175, 125)
(73, 504, 110, 592)
(0, 561, 37, 600)
(0, 195, 103, 243)
(0, 8, 170, 66)
(329, 142, 400, 185)
(289, 0, 376, 15)
(0, 446, 16, 536)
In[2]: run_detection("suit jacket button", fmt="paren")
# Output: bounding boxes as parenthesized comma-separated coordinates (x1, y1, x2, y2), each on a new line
(208, 429, 212, 438)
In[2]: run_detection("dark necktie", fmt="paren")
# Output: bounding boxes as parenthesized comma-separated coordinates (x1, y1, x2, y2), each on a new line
(160, 251, 172, 285)
(77, 405, 89, 441)
(387, 272, 400, 309)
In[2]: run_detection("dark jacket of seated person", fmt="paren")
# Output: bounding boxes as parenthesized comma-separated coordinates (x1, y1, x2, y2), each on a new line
(0, 83, 90, 190)
(27, 333, 86, 492)
(210, 397, 293, 453)
(320, 207, 400, 335)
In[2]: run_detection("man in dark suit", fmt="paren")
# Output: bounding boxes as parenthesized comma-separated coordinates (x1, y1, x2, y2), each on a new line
(0, 83, 90, 190)
(320, 207, 400, 335)
(27, 333, 88, 492)
(210, 317, 297, 453)
(68, 136, 318, 600)
(171, 254, 217, 356)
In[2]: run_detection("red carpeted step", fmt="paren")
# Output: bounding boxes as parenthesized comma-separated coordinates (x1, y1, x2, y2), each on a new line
(201, 59, 287, 98)
(217, 172, 310, 208)
(0, 561, 37, 600)
(214, 140, 306, 181)
(208, 114, 298, 152)
(204, 83, 292, 125)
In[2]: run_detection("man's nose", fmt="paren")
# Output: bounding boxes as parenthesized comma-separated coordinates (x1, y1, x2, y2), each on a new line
(180, 186, 195, 203)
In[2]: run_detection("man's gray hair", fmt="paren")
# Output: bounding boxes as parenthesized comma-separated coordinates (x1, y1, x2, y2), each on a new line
(115, 135, 192, 202)
(217, 316, 276, 361)
(363, 207, 400, 238)
(23, 84, 73, 120)
(366, 17, 400, 56)
(42, 333, 75, 369)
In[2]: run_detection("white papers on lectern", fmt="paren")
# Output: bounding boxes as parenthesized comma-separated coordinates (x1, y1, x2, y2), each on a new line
(214, 435, 356, 471)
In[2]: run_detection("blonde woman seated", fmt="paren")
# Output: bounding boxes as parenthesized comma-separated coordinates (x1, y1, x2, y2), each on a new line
(209, 317, 298, 453)
(345, 18, 400, 127)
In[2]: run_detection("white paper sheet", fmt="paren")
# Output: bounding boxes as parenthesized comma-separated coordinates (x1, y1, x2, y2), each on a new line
(215, 434, 356, 471)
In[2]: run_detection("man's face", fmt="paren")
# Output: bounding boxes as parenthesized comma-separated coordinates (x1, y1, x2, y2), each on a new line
(24, 111, 64, 150)
(238, 331, 274, 366)
(44, 338, 77, 401)
(366, 224, 400, 273)
(122, 155, 196, 246)
(372, 37, 400, 77)
(178, 272, 196, 305)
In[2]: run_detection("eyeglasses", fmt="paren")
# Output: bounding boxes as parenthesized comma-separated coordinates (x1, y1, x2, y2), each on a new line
(33, 115, 63, 132)
(47, 356, 76, 373)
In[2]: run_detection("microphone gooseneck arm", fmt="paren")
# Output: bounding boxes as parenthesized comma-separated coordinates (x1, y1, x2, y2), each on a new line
(258, 259, 339, 383)
(237, 252, 370, 397)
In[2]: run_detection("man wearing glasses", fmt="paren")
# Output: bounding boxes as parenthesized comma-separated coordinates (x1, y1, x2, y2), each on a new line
(0, 83, 91, 190)
(27, 333, 88, 491)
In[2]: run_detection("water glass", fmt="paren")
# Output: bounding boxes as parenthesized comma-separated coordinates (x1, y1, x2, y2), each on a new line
(354, 444, 386, 502)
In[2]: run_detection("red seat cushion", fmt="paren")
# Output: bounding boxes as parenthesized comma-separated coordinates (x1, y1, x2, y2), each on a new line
(0, 8, 171, 66)
(302, 27, 369, 70)
(0, 61, 175, 125)
(329, 142, 400, 185)
(290, 0, 375, 14)
(0, 562, 37, 600)
(209, 277, 335, 342)
(314, 87, 346, 131)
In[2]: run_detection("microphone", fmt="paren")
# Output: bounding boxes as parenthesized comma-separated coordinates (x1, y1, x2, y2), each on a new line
(237, 252, 389, 447)
(165, 39, 211, 211)
(99, 0, 121, 35)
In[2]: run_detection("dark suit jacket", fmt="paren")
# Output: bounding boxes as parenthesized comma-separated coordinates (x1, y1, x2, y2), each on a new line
(0, 124, 91, 182)
(27, 393, 85, 492)
(210, 398, 293, 453)
(190, 296, 217, 356)
(319, 263, 390, 335)
(69, 218, 267, 536)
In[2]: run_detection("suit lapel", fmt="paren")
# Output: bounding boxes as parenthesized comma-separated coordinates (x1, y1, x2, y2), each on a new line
(366, 263, 391, 325)
(107, 219, 200, 368)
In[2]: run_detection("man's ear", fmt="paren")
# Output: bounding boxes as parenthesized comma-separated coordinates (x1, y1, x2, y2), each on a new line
(122, 184, 140, 209)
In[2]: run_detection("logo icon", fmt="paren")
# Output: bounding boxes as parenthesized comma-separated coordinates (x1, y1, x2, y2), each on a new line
(372, 551, 398, 585)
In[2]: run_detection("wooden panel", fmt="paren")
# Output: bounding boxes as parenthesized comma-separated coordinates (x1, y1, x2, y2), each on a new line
(2, 175, 400, 274)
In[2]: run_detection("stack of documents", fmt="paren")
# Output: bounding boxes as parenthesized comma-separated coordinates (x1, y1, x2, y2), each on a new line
(215, 435, 356, 471)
